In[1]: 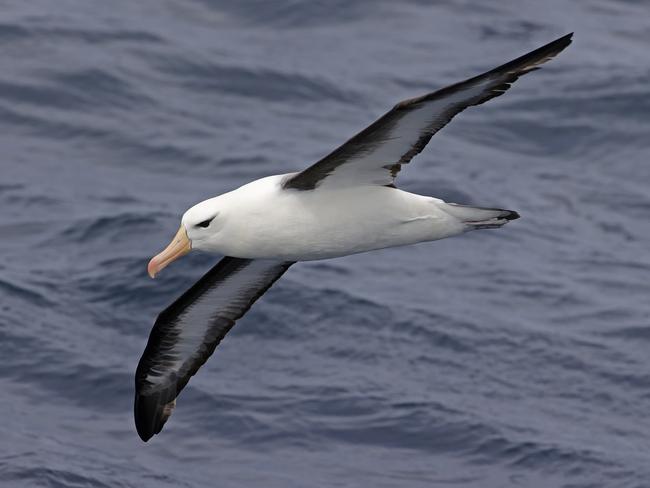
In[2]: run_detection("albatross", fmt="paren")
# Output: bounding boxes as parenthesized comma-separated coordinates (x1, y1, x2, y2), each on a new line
(135, 33, 573, 441)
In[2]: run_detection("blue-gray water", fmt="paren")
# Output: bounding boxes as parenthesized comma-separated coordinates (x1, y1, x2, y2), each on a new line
(1, 1, 649, 487)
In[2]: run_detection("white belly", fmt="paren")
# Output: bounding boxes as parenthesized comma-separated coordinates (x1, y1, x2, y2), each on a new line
(205, 175, 467, 261)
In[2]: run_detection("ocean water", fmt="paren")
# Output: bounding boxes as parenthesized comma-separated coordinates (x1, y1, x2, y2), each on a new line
(1, 1, 649, 487)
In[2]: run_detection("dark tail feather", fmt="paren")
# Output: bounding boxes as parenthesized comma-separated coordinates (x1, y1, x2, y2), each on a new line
(444, 203, 520, 229)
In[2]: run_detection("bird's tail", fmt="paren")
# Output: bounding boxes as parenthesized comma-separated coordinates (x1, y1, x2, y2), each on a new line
(443, 203, 520, 229)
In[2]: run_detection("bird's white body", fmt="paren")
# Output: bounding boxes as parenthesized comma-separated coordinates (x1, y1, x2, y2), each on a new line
(184, 174, 467, 261)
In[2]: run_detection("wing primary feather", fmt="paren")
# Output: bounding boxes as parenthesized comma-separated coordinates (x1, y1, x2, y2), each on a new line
(282, 33, 572, 191)
(134, 257, 293, 441)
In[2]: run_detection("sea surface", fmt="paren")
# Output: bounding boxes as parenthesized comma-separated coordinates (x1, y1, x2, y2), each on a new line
(1, 1, 649, 487)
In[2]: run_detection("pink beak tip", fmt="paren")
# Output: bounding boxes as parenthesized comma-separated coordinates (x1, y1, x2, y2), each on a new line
(147, 259, 158, 279)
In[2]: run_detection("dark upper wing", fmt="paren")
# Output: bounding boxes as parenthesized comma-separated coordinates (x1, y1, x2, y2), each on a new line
(283, 33, 572, 191)
(134, 257, 293, 441)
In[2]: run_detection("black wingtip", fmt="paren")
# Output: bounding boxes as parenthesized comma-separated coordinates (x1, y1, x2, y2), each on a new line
(544, 33, 574, 56)
(134, 387, 177, 442)
(555, 32, 574, 49)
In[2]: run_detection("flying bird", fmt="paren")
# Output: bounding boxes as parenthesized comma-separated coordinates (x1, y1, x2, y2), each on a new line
(135, 33, 573, 441)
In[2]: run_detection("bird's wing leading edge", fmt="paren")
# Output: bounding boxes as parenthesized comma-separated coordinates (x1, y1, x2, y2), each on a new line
(134, 257, 293, 441)
(282, 33, 572, 191)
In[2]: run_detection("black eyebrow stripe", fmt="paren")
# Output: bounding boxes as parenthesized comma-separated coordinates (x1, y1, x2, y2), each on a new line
(196, 216, 216, 228)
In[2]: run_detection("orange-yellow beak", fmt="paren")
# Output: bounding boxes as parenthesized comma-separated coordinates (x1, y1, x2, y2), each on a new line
(147, 225, 191, 278)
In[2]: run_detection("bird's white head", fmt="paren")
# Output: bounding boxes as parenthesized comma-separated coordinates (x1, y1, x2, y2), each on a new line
(147, 197, 223, 278)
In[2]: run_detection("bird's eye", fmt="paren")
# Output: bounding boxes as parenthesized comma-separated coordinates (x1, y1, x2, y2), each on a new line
(196, 217, 215, 228)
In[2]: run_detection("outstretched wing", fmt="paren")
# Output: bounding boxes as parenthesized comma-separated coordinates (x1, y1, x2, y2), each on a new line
(283, 33, 572, 191)
(134, 257, 293, 441)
